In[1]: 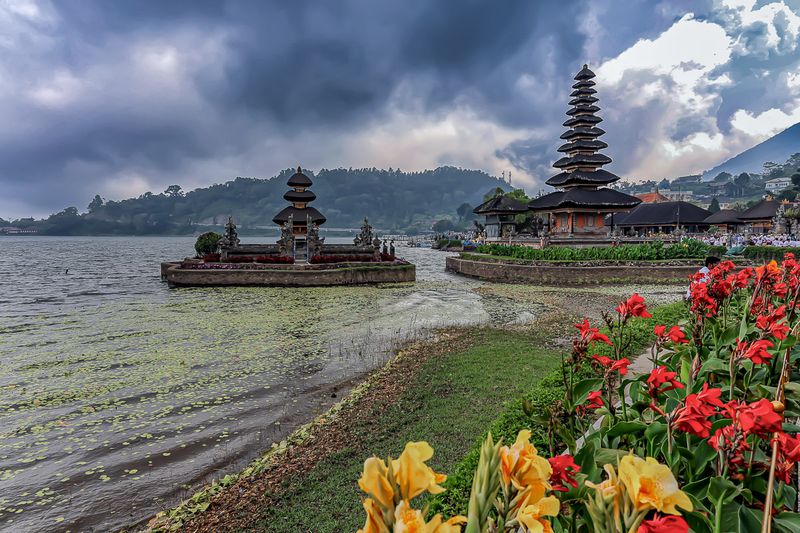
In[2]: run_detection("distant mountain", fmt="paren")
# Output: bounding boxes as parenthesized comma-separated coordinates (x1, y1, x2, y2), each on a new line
(15, 166, 511, 235)
(703, 123, 800, 179)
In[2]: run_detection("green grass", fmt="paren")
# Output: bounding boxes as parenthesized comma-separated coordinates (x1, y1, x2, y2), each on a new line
(428, 302, 687, 518)
(250, 328, 563, 532)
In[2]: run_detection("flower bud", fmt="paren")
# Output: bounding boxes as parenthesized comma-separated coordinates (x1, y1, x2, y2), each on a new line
(772, 401, 785, 414)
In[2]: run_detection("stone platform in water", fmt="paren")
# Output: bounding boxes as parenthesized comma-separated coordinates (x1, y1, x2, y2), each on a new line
(160, 260, 415, 287)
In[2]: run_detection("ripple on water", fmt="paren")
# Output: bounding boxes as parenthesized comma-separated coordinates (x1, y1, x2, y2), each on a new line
(0, 237, 546, 532)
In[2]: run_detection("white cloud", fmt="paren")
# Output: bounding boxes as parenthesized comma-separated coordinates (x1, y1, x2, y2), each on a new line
(731, 105, 800, 136)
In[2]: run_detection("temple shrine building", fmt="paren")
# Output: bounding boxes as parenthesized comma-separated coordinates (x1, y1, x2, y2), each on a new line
(529, 65, 640, 240)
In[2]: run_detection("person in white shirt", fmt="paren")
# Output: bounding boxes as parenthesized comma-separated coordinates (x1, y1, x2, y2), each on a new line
(687, 256, 720, 299)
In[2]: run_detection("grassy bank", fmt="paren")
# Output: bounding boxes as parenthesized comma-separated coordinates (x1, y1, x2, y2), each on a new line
(246, 327, 565, 532)
(428, 301, 686, 518)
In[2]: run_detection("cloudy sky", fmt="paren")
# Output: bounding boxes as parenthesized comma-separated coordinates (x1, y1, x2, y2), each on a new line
(2, 0, 800, 218)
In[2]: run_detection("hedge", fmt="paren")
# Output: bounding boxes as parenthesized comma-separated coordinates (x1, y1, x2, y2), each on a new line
(476, 240, 723, 262)
(742, 245, 797, 261)
(427, 301, 687, 518)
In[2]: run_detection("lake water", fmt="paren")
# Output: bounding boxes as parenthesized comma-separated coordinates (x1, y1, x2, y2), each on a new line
(0, 236, 546, 532)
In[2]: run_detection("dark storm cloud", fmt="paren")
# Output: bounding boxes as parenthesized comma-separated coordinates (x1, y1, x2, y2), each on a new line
(2, 0, 592, 217)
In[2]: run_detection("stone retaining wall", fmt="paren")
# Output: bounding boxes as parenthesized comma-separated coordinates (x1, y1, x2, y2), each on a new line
(446, 256, 696, 285)
(162, 262, 415, 287)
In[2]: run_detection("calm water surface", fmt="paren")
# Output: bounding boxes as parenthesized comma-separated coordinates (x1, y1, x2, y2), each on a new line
(0, 236, 543, 532)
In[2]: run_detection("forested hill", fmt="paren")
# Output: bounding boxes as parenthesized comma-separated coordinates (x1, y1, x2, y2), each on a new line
(16, 166, 510, 235)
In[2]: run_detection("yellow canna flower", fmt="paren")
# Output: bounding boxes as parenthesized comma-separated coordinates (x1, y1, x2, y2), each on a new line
(393, 500, 466, 533)
(358, 457, 395, 510)
(393, 500, 428, 533)
(426, 513, 468, 533)
(585, 463, 619, 501)
(617, 455, 693, 515)
(499, 430, 552, 500)
(357, 498, 390, 533)
(517, 495, 560, 533)
(391, 442, 447, 501)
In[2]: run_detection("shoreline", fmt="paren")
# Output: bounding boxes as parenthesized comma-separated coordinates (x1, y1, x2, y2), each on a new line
(139, 284, 684, 532)
(141, 325, 479, 532)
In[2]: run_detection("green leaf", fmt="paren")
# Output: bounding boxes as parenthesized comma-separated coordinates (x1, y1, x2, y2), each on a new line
(699, 357, 728, 376)
(605, 421, 647, 439)
(691, 441, 718, 473)
(570, 378, 603, 410)
(708, 476, 741, 504)
(644, 421, 667, 440)
(593, 448, 628, 466)
(775, 511, 800, 533)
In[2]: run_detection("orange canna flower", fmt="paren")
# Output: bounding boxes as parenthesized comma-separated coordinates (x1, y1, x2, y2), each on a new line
(498, 430, 552, 499)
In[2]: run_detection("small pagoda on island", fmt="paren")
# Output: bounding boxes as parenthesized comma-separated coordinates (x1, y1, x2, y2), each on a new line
(529, 65, 640, 240)
(273, 167, 326, 233)
(160, 165, 415, 287)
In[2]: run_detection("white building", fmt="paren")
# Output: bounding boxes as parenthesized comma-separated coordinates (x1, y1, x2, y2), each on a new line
(661, 190, 694, 201)
(766, 177, 792, 193)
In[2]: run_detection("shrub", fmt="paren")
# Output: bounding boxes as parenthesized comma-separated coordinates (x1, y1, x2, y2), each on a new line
(380, 252, 396, 262)
(309, 254, 375, 264)
(742, 245, 797, 261)
(194, 232, 222, 256)
(476, 239, 715, 262)
(224, 255, 255, 263)
(202, 253, 221, 262)
(254, 255, 294, 264)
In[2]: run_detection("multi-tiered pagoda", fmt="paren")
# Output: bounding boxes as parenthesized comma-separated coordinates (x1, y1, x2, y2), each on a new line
(272, 166, 326, 237)
(529, 65, 640, 238)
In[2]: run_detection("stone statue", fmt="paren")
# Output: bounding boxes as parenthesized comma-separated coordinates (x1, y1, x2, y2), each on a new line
(354, 217, 374, 246)
(773, 204, 788, 234)
(278, 214, 295, 257)
(219, 216, 240, 247)
(307, 215, 324, 258)
(382, 239, 388, 255)
(389, 240, 395, 258)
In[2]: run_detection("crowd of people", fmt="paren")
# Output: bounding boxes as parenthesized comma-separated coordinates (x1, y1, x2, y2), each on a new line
(700, 233, 800, 248)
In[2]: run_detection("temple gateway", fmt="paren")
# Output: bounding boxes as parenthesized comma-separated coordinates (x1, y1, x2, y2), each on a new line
(528, 65, 640, 242)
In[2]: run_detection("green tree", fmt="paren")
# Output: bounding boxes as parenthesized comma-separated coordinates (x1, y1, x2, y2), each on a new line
(456, 202, 473, 222)
(87, 195, 104, 212)
(734, 173, 750, 197)
(506, 188, 531, 202)
(483, 187, 505, 201)
(194, 232, 222, 256)
(708, 197, 720, 213)
(791, 173, 800, 187)
(164, 185, 183, 198)
(432, 219, 456, 232)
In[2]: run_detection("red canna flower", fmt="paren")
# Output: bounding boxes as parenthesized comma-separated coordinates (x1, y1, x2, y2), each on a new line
(737, 339, 774, 365)
(672, 384, 724, 438)
(653, 324, 666, 337)
(667, 326, 688, 344)
(574, 319, 613, 346)
(586, 390, 604, 409)
(616, 293, 651, 319)
(737, 399, 783, 438)
(734, 267, 753, 288)
(638, 514, 689, 533)
(777, 432, 800, 462)
(646, 366, 684, 399)
(592, 355, 630, 376)
(548, 455, 580, 493)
